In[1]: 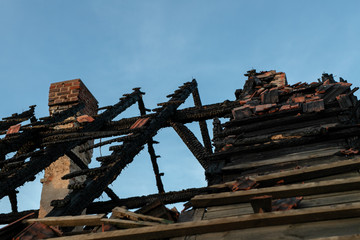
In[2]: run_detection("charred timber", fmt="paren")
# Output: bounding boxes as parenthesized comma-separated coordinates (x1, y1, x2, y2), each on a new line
(78, 133, 140, 153)
(104, 100, 241, 131)
(0, 105, 36, 131)
(223, 102, 340, 128)
(46, 80, 197, 217)
(218, 107, 350, 138)
(86, 186, 228, 214)
(0, 210, 38, 225)
(138, 96, 165, 194)
(192, 88, 213, 154)
(41, 129, 140, 146)
(66, 151, 121, 202)
(209, 126, 360, 160)
(0, 104, 85, 156)
(171, 122, 209, 171)
(147, 142, 165, 193)
(0, 90, 142, 199)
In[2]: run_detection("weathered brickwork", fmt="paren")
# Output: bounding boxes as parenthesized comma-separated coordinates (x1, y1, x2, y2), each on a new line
(40, 79, 97, 218)
(48, 79, 98, 116)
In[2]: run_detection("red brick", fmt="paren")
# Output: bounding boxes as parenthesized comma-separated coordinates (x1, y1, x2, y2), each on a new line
(70, 86, 81, 90)
(72, 81, 81, 86)
(50, 88, 60, 93)
(56, 92, 68, 96)
(54, 99, 64, 104)
(68, 93, 78, 98)
(60, 87, 70, 92)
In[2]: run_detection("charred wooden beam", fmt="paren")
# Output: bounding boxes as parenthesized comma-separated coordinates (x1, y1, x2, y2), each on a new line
(41, 129, 140, 146)
(2, 149, 45, 165)
(218, 107, 348, 138)
(104, 187, 121, 203)
(192, 88, 213, 154)
(223, 102, 340, 129)
(46, 80, 197, 217)
(170, 121, 209, 171)
(0, 210, 38, 225)
(138, 96, 165, 194)
(0, 103, 85, 157)
(8, 190, 18, 213)
(147, 142, 165, 193)
(209, 126, 360, 161)
(0, 184, 228, 223)
(0, 90, 142, 199)
(0, 105, 36, 131)
(104, 100, 241, 131)
(86, 185, 228, 214)
(66, 150, 121, 202)
(62, 166, 110, 180)
(78, 133, 139, 153)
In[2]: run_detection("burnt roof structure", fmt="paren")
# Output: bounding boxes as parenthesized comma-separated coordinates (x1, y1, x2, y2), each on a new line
(1, 70, 360, 239)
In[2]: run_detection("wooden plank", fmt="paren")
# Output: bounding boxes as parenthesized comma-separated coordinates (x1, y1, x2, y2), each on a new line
(204, 191, 360, 220)
(195, 217, 360, 240)
(24, 214, 105, 226)
(310, 235, 360, 240)
(253, 157, 360, 187)
(43, 202, 360, 240)
(101, 219, 159, 228)
(203, 205, 253, 220)
(112, 207, 172, 224)
(222, 147, 342, 172)
(170, 209, 205, 240)
(191, 177, 360, 208)
(192, 208, 205, 221)
(300, 191, 360, 209)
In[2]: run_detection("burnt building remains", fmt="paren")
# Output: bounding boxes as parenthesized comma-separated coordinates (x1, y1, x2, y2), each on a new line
(1, 70, 360, 239)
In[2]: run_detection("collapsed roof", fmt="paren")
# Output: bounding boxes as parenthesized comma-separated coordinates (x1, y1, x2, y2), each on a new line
(1, 70, 360, 239)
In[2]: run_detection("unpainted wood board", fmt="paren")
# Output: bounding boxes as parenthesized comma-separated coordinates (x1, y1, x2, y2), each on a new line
(112, 207, 172, 224)
(304, 190, 360, 200)
(195, 217, 360, 240)
(310, 234, 360, 240)
(223, 147, 342, 172)
(302, 171, 360, 183)
(203, 205, 253, 220)
(204, 191, 360, 220)
(252, 157, 360, 186)
(191, 177, 360, 207)
(206, 202, 250, 212)
(300, 191, 360, 209)
(101, 219, 159, 228)
(24, 214, 105, 227)
(228, 140, 344, 164)
(47, 203, 360, 240)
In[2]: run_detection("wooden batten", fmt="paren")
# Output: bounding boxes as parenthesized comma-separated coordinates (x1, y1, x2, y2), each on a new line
(24, 214, 105, 227)
(101, 218, 159, 228)
(191, 177, 360, 208)
(41, 203, 360, 240)
(112, 207, 173, 224)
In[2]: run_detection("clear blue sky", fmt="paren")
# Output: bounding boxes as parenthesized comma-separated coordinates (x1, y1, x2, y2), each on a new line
(1, 0, 360, 214)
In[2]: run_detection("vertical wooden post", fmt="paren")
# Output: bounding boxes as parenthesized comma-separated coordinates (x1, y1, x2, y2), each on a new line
(192, 88, 213, 154)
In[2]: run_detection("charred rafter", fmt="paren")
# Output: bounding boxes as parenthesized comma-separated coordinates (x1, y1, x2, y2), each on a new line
(138, 96, 165, 194)
(0, 90, 142, 199)
(0, 105, 36, 132)
(192, 88, 213, 154)
(46, 80, 197, 217)
(170, 121, 209, 171)
(86, 185, 228, 214)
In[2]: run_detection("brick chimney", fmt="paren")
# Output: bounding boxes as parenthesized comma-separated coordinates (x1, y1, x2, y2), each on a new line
(39, 79, 98, 218)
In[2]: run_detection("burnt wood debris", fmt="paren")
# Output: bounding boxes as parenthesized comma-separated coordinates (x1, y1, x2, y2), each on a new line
(2, 69, 360, 239)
